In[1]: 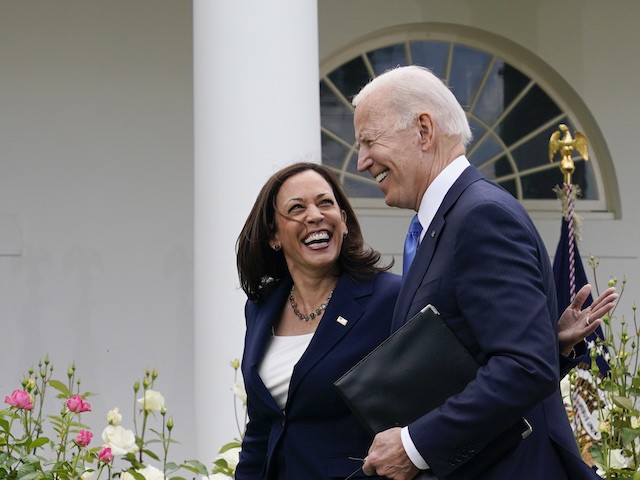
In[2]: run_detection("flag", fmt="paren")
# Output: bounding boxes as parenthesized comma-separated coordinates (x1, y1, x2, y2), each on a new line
(552, 217, 607, 373)
(554, 215, 608, 461)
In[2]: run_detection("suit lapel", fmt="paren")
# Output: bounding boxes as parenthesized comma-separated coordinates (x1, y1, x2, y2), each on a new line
(392, 166, 483, 329)
(246, 279, 291, 370)
(286, 274, 370, 405)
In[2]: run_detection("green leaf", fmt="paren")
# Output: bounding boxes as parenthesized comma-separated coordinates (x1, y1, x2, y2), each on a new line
(28, 437, 50, 450)
(218, 441, 241, 452)
(621, 426, 640, 446)
(141, 448, 160, 461)
(589, 443, 604, 465)
(124, 468, 146, 480)
(612, 395, 640, 414)
(183, 459, 209, 474)
(46, 380, 69, 398)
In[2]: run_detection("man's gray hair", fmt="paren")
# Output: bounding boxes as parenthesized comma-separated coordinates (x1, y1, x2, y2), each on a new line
(352, 65, 473, 146)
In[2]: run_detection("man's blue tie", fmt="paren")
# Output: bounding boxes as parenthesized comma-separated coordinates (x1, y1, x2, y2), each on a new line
(403, 214, 423, 275)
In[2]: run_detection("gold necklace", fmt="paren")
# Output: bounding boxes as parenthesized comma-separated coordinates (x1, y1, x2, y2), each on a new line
(288, 286, 333, 322)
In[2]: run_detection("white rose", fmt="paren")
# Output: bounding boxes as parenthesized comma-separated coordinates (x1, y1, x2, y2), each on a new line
(137, 389, 165, 412)
(595, 449, 629, 472)
(232, 382, 247, 406)
(608, 449, 629, 469)
(559, 377, 571, 403)
(81, 472, 94, 480)
(216, 446, 240, 471)
(106, 407, 122, 426)
(121, 464, 164, 480)
(101, 425, 139, 455)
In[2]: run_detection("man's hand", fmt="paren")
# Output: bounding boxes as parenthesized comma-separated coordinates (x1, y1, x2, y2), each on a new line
(363, 428, 421, 479)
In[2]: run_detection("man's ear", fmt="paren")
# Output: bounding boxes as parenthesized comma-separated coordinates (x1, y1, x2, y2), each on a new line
(417, 113, 434, 147)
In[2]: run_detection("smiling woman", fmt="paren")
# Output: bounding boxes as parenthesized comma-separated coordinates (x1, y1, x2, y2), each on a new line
(234, 162, 402, 479)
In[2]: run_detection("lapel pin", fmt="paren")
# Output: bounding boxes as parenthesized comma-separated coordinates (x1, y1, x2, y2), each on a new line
(431, 230, 436, 237)
(336, 316, 348, 326)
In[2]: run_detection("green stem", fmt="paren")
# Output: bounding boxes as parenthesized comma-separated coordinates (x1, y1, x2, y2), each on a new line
(138, 410, 148, 463)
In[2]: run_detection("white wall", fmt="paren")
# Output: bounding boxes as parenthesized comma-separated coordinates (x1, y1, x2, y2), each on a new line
(0, 0, 196, 464)
(319, 0, 640, 317)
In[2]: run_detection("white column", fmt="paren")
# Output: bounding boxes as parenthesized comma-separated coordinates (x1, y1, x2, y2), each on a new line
(193, 0, 320, 461)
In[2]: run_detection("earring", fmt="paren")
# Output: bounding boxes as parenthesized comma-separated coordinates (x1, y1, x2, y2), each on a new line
(273, 244, 281, 251)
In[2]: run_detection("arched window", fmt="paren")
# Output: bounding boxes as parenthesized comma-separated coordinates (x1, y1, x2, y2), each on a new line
(320, 24, 619, 217)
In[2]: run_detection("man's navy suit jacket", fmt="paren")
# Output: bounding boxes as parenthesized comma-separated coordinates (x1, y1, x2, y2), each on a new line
(394, 165, 598, 479)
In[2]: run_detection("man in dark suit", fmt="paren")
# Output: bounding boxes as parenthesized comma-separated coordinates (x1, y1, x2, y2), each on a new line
(352, 65, 598, 479)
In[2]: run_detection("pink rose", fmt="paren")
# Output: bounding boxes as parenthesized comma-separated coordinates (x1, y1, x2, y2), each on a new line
(74, 429, 93, 447)
(97, 446, 113, 463)
(66, 395, 91, 413)
(4, 390, 33, 410)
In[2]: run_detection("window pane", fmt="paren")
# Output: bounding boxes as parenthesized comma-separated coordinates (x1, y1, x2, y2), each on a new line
(320, 80, 354, 140)
(327, 56, 371, 102)
(499, 84, 562, 146)
(368, 45, 406, 76)
(449, 45, 492, 108)
(469, 134, 505, 172)
(409, 41, 449, 79)
(521, 169, 561, 199)
(321, 132, 349, 171)
(473, 61, 506, 126)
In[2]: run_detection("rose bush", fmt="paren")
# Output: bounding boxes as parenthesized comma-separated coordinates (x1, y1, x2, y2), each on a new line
(563, 258, 640, 479)
(0, 359, 209, 479)
(208, 359, 246, 479)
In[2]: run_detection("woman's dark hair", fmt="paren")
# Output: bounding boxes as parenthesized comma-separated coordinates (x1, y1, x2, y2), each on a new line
(236, 162, 392, 302)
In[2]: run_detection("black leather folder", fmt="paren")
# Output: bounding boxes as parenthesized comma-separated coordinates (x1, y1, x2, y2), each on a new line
(333, 304, 531, 480)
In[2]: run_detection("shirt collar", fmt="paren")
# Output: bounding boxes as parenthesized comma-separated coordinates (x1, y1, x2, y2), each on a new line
(416, 155, 470, 239)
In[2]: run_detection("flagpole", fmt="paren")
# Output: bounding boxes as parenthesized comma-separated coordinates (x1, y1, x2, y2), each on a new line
(549, 123, 590, 303)
(550, 124, 597, 463)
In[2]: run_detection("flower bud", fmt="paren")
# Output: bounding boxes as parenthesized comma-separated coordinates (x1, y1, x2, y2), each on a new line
(230, 358, 240, 370)
(167, 416, 174, 431)
(74, 429, 93, 447)
(106, 407, 122, 426)
(133, 381, 140, 393)
(97, 446, 113, 463)
(25, 378, 36, 392)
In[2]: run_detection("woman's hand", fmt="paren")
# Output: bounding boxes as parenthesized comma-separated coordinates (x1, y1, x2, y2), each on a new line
(558, 284, 618, 357)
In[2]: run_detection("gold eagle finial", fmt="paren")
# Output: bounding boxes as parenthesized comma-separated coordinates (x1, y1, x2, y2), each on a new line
(549, 124, 589, 185)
